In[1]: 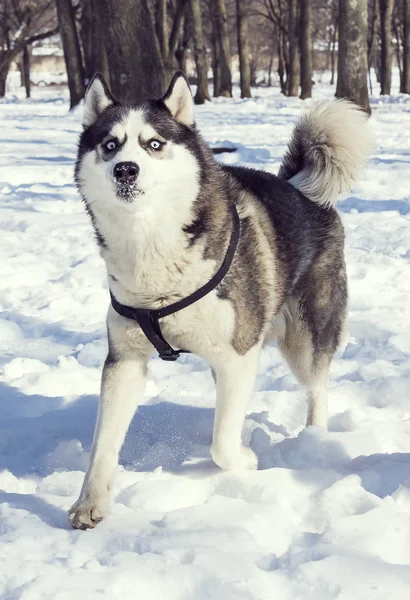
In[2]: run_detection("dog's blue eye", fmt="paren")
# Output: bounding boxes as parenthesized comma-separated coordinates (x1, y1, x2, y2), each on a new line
(104, 140, 117, 152)
(149, 139, 163, 151)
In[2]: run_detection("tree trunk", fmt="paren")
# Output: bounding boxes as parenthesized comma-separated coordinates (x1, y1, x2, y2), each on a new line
(278, 27, 286, 94)
(236, 0, 251, 98)
(367, 0, 379, 89)
(175, 13, 190, 73)
(287, 0, 300, 96)
(165, 0, 188, 83)
(268, 49, 274, 87)
(250, 56, 257, 86)
(393, 13, 403, 84)
(190, 0, 210, 103)
(401, 0, 410, 93)
(329, 1, 338, 85)
(336, 0, 370, 114)
(156, 0, 169, 64)
(330, 24, 337, 85)
(22, 46, 31, 98)
(379, 0, 394, 95)
(299, 0, 312, 99)
(55, 0, 85, 109)
(156, 0, 177, 82)
(0, 63, 9, 97)
(80, 0, 109, 83)
(213, 0, 232, 97)
(210, 2, 222, 96)
(211, 28, 221, 96)
(98, 0, 165, 103)
(326, 33, 331, 72)
(79, 0, 92, 80)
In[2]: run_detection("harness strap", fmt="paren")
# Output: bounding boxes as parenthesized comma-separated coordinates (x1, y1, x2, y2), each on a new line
(110, 204, 241, 361)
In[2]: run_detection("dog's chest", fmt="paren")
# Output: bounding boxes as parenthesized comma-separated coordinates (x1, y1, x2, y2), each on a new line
(102, 227, 216, 309)
(109, 287, 237, 362)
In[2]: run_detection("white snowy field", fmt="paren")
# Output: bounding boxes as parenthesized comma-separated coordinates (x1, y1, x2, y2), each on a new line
(0, 79, 410, 600)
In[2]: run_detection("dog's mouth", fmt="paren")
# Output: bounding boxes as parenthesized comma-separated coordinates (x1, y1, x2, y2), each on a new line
(115, 181, 144, 202)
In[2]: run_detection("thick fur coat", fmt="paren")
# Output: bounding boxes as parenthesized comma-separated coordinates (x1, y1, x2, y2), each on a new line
(69, 73, 372, 529)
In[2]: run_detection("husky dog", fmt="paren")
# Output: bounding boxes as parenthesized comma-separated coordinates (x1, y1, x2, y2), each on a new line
(69, 72, 372, 529)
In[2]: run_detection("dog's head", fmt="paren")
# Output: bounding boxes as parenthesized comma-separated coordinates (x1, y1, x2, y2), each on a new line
(76, 73, 206, 218)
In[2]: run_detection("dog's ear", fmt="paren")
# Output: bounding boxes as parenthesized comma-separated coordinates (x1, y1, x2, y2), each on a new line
(162, 72, 194, 126)
(83, 73, 115, 127)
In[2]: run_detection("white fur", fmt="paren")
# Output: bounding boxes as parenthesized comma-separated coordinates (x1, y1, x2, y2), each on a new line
(163, 74, 194, 125)
(286, 99, 374, 207)
(306, 375, 329, 428)
(69, 356, 147, 528)
(77, 109, 209, 307)
(211, 343, 261, 470)
(69, 296, 256, 527)
(82, 75, 113, 128)
(70, 106, 264, 527)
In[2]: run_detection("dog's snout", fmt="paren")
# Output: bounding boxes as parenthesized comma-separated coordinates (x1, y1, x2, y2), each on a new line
(114, 161, 139, 183)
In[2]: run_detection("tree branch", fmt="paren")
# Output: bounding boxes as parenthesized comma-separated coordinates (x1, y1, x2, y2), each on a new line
(168, 0, 188, 59)
(25, 25, 59, 46)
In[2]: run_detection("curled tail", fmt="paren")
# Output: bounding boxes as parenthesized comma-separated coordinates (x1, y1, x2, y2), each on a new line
(279, 100, 373, 208)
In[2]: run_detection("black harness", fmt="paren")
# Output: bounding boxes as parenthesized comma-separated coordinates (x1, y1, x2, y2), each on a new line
(110, 205, 240, 361)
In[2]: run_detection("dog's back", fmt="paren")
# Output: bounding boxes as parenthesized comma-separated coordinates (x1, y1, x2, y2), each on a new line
(223, 164, 340, 295)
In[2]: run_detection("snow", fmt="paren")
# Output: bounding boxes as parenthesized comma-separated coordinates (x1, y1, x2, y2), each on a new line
(1, 78, 410, 599)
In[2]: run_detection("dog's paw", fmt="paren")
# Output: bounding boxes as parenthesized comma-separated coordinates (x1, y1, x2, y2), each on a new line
(211, 444, 258, 471)
(69, 496, 109, 530)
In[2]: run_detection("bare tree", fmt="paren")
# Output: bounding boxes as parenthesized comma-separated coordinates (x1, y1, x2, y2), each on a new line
(20, 45, 30, 97)
(287, 0, 300, 96)
(210, 1, 222, 96)
(299, 0, 312, 99)
(236, 0, 251, 97)
(323, 0, 338, 85)
(213, 0, 232, 97)
(155, 0, 188, 82)
(278, 23, 286, 93)
(249, 0, 287, 92)
(400, 0, 410, 92)
(55, 0, 85, 108)
(190, 0, 211, 103)
(368, 0, 379, 93)
(336, 0, 370, 113)
(156, 0, 169, 65)
(175, 12, 191, 72)
(330, 20, 337, 85)
(97, 0, 165, 103)
(0, 0, 58, 97)
(379, 0, 394, 95)
(79, 0, 109, 83)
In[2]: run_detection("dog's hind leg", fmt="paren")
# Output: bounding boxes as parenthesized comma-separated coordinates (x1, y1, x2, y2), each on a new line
(277, 260, 347, 429)
(69, 348, 149, 529)
(277, 304, 330, 428)
(210, 343, 261, 470)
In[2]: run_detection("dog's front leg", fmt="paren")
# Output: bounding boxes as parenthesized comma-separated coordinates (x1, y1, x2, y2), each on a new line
(69, 352, 148, 529)
(211, 344, 261, 471)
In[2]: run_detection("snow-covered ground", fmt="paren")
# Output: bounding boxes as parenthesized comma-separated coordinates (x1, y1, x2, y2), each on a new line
(1, 79, 410, 599)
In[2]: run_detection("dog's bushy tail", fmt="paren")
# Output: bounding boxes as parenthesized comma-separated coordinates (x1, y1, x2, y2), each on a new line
(278, 100, 373, 208)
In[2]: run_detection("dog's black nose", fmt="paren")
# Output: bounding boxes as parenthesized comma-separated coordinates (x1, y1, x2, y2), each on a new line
(114, 162, 139, 183)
